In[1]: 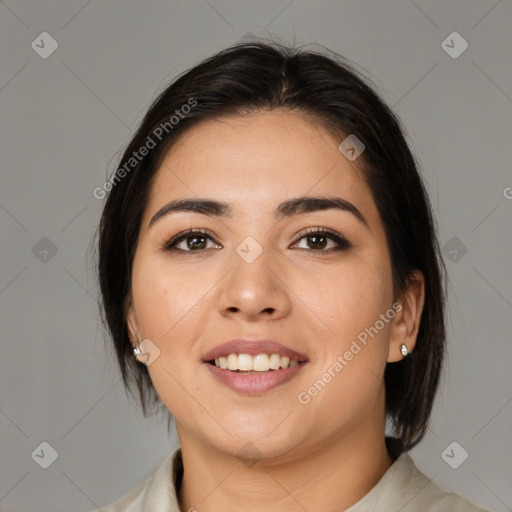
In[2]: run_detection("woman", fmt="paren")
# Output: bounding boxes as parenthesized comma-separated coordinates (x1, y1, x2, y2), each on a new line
(95, 41, 488, 511)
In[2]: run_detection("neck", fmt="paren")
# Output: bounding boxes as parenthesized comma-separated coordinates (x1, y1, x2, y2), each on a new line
(176, 424, 393, 512)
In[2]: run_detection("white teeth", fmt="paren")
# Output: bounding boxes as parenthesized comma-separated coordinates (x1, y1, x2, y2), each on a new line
(212, 353, 300, 371)
(227, 354, 238, 370)
(253, 354, 269, 371)
(269, 353, 281, 370)
(238, 353, 253, 371)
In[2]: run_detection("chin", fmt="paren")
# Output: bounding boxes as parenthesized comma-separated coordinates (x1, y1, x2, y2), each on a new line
(207, 430, 303, 463)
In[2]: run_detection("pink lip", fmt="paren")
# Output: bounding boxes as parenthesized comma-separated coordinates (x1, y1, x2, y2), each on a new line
(204, 361, 307, 395)
(202, 339, 308, 395)
(202, 339, 308, 362)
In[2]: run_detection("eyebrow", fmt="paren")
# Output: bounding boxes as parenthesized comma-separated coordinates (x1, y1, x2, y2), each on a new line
(148, 196, 370, 230)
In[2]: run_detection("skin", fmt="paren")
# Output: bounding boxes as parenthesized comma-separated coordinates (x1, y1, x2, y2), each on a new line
(126, 109, 425, 512)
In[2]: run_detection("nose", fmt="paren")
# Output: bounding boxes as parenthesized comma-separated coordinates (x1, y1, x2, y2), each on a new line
(216, 243, 291, 322)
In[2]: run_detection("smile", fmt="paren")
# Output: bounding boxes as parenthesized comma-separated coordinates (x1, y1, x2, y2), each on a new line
(208, 353, 300, 372)
(204, 355, 307, 394)
(202, 339, 308, 394)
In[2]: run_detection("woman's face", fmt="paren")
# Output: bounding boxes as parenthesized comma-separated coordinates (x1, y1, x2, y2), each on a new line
(127, 109, 406, 461)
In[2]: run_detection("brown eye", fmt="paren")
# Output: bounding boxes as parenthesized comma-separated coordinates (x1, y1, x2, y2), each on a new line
(305, 233, 329, 250)
(183, 235, 208, 250)
(162, 229, 220, 252)
(293, 228, 352, 252)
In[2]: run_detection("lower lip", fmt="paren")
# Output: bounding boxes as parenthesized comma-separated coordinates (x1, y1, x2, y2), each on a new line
(204, 362, 307, 395)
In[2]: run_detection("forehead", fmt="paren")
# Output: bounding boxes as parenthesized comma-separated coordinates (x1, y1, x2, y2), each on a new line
(144, 110, 377, 225)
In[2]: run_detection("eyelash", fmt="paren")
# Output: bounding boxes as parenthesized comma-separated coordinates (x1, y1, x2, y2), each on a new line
(161, 227, 352, 254)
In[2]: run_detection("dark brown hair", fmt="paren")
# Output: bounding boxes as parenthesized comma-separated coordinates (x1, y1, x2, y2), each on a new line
(97, 40, 446, 450)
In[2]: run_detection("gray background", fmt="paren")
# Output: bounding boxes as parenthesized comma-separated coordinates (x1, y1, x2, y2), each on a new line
(1, 1, 511, 511)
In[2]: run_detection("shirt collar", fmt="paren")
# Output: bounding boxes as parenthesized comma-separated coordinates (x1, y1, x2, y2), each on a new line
(143, 440, 431, 512)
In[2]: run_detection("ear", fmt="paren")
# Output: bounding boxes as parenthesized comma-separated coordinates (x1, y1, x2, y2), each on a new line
(387, 270, 425, 362)
(125, 295, 140, 350)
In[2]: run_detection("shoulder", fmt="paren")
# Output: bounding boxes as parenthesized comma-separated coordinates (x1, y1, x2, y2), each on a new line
(98, 476, 150, 512)
(94, 447, 181, 512)
(347, 451, 489, 512)
(90, 446, 489, 512)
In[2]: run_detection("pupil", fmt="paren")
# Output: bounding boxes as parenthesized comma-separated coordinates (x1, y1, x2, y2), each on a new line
(188, 236, 206, 250)
(309, 235, 326, 250)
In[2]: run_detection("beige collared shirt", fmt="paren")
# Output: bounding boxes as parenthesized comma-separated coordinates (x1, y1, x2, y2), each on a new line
(97, 446, 488, 511)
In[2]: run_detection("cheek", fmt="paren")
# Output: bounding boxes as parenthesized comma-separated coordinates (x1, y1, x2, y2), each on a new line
(131, 254, 211, 340)
(297, 255, 393, 342)
(296, 255, 393, 406)
(130, 255, 209, 415)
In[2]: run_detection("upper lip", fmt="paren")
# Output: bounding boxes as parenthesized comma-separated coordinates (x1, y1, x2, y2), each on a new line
(203, 339, 308, 362)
